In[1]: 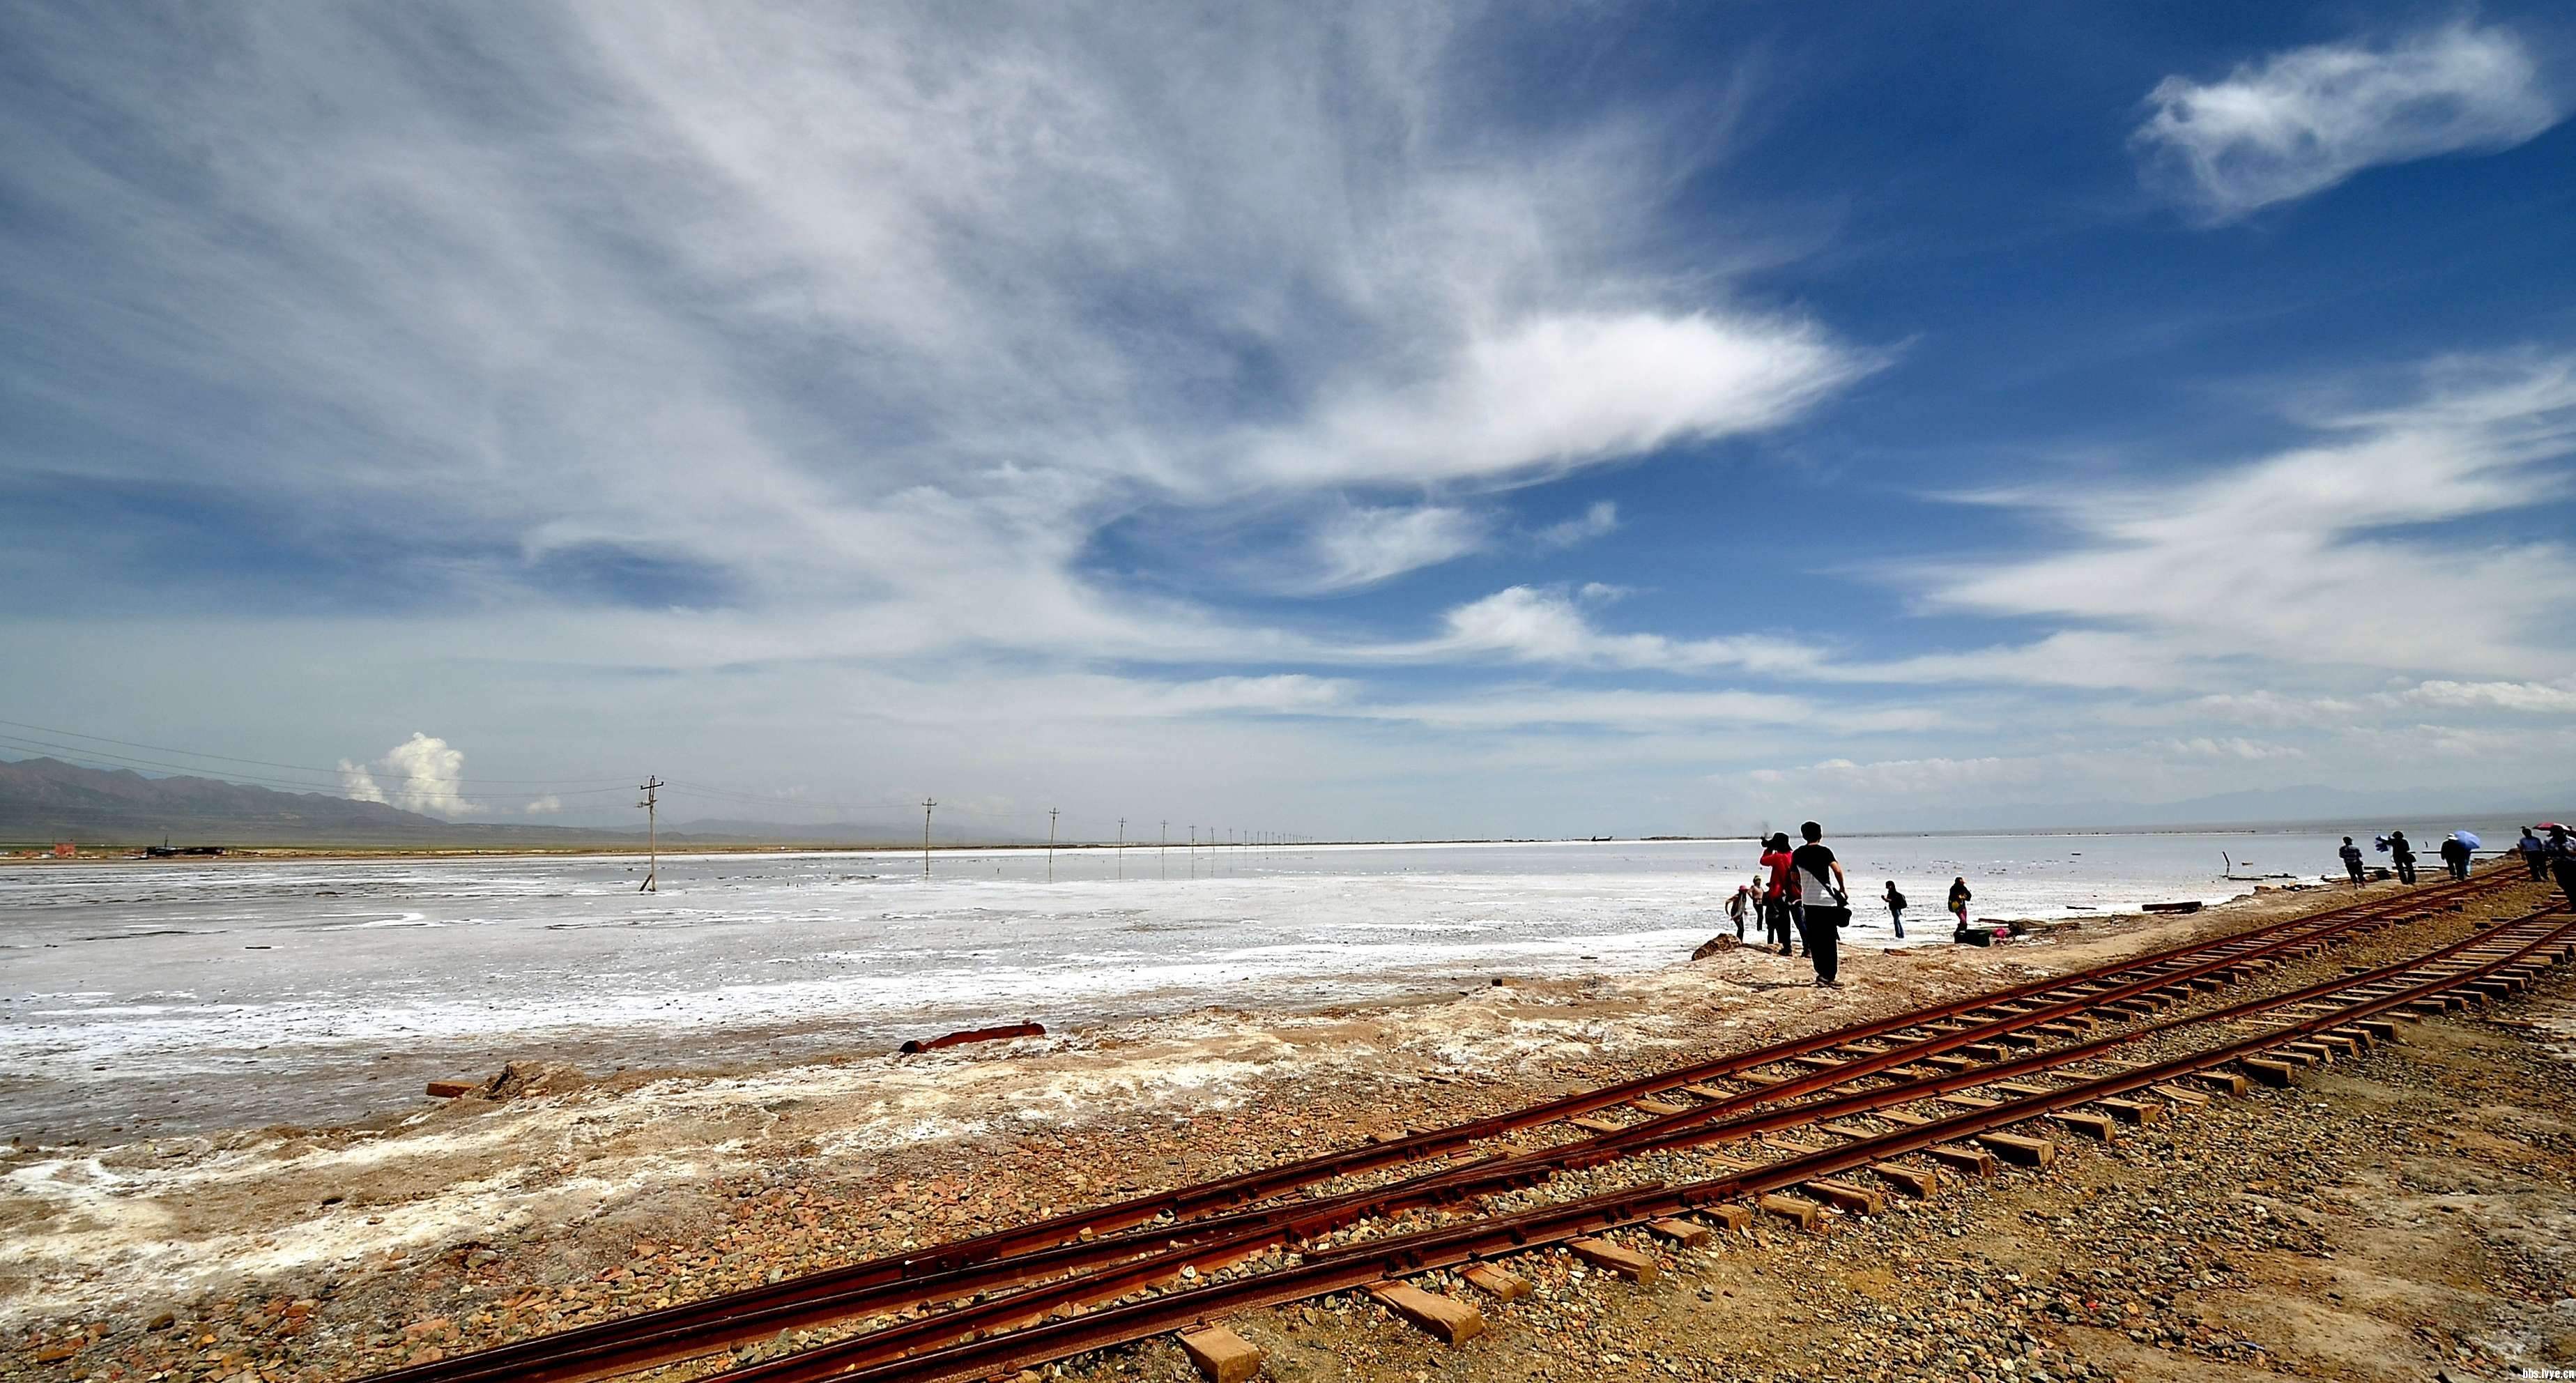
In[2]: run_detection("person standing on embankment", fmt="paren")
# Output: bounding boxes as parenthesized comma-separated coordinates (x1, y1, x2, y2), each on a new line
(2339, 836, 2367, 887)
(1790, 821, 1850, 988)
(2387, 830, 2418, 885)
(1883, 880, 1907, 938)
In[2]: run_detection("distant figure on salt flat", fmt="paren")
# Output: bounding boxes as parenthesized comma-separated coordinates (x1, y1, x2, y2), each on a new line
(2339, 836, 2366, 887)
(1883, 880, 1907, 938)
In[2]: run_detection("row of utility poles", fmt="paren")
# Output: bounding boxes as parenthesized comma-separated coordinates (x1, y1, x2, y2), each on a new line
(636, 782, 1314, 887)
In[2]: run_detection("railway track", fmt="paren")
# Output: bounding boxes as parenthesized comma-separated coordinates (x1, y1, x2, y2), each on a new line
(365, 869, 2545, 1383)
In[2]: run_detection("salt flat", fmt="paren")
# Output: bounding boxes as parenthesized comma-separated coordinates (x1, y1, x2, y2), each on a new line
(0, 832, 2359, 1139)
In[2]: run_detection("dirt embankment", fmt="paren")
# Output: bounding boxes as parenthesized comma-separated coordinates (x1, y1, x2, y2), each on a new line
(6, 873, 2568, 1382)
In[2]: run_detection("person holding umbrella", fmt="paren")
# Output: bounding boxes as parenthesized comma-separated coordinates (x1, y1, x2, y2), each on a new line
(2439, 831, 2478, 882)
(2384, 830, 2418, 885)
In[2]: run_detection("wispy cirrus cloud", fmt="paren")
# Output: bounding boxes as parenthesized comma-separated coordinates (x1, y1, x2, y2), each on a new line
(1536, 501, 1621, 549)
(2134, 22, 2562, 220)
(1299, 505, 1489, 592)
(1915, 354, 2576, 680)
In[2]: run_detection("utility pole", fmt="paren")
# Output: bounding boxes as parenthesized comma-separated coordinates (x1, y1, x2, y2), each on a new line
(1117, 817, 1126, 881)
(636, 777, 663, 893)
(921, 798, 937, 878)
(1048, 807, 1059, 882)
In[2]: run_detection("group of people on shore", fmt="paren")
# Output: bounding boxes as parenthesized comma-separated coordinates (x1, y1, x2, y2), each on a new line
(1721, 821, 1987, 989)
(2337, 824, 2576, 901)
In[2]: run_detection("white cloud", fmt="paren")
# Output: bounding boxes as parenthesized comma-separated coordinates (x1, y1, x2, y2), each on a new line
(2135, 23, 2562, 219)
(1404, 585, 1823, 673)
(522, 795, 563, 815)
(1917, 355, 2576, 681)
(337, 759, 385, 804)
(1245, 312, 1866, 488)
(341, 733, 482, 818)
(2150, 736, 2306, 762)
(2389, 678, 2576, 715)
(0, 5, 1860, 675)
(2188, 690, 2366, 728)
(1538, 501, 1621, 549)
(1301, 505, 1487, 591)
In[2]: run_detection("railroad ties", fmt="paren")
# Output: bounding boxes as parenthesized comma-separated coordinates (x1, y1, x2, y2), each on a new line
(355, 870, 2562, 1383)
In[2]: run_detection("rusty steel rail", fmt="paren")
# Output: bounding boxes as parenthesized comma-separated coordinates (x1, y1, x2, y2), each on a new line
(725, 903, 2575, 1383)
(546, 899, 2571, 1382)
(356, 869, 2516, 1383)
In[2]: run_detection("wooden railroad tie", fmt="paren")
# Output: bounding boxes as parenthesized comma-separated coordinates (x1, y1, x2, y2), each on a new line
(1871, 1162, 1942, 1198)
(1176, 1323, 1265, 1382)
(1461, 1264, 1530, 1301)
(1876, 1108, 1933, 1127)
(2151, 1082, 2210, 1108)
(1803, 1179, 1887, 1214)
(2094, 1097, 2162, 1126)
(1679, 1083, 1731, 1101)
(1569, 1116, 1625, 1136)
(1699, 1202, 1754, 1232)
(1569, 1237, 1659, 1281)
(2196, 1069, 2251, 1096)
(1977, 1132, 2055, 1167)
(1925, 1143, 1998, 1177)
(2047, 1110, 2119, 1141)
(1757, 1194, 1827, 1232)
(1367, 1283, 1485, 1344)
(1646, 1217, 1713, 1247)
(2239, 1057, 2300, 1087)
(1630, 1098, 1689, 1117)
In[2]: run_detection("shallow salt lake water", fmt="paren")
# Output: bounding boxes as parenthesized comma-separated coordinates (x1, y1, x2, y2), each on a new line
(0, 830, 2410, 1138)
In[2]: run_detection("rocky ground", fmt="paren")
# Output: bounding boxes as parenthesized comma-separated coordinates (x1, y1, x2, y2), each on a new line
(6, 872, 2570, 1382)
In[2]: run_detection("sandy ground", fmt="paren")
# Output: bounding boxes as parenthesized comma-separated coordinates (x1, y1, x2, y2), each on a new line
(4, 871, 2568, 1382)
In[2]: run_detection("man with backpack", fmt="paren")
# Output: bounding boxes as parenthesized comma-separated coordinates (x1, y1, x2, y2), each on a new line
(2338, 836, 2366, 887)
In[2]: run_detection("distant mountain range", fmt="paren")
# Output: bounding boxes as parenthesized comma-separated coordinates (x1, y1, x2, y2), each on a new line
(0, 757, 1020, 847)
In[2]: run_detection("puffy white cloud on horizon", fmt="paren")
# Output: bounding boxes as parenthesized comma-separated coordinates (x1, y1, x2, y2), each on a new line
(2135, 22, 2562, 220)
(341, 733, 481, 819)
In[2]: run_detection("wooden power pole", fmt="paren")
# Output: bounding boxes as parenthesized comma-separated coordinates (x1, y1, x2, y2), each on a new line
(636, 777, 663, 893)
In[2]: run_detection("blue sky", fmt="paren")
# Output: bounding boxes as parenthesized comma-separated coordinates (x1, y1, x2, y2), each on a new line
(3, 2, 2573, 839)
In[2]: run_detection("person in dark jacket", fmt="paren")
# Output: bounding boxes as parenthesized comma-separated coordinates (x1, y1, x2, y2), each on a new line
(2522, 829, 2550, 880)
(2551, 826, 2576, 908)
(2338, 836, 2366, 887)
(1883, 880, 1908, 938)
(2437, 833, 2471, 882)
(2387, 830, 2418, 885)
